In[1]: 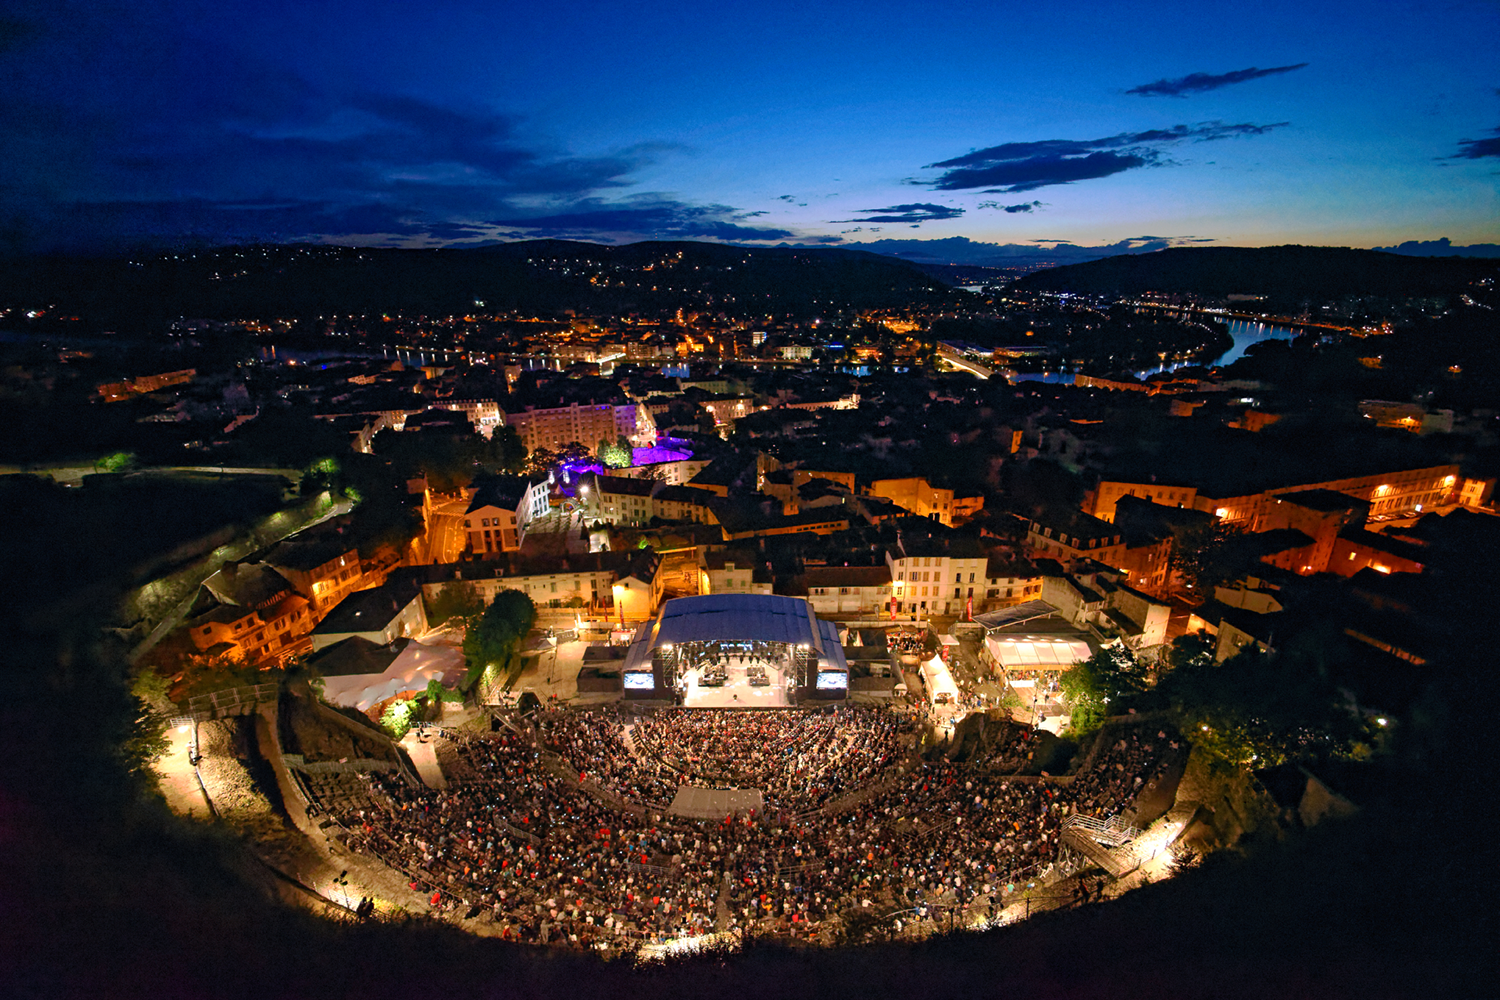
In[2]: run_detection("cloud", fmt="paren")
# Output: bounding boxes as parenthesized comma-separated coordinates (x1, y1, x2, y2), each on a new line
(1376, 237, 1500, 258)
(488, 197, 796, 241)
(1127, 63, 1309, 97)
(0, 14, 749, 252)
(921, 121, 1288, 192)
(1452, 126, 1500, 159)
(831, 203, 965, 224)
(979, 200, 1044, 213)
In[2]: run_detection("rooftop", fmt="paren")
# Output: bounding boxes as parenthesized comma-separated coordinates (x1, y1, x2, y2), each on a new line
(1274, 489, 1369, 513)
(312, 580, 421, 635)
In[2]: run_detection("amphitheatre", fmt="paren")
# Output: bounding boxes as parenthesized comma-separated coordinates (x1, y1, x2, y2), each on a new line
(213, 595, 1194, 953)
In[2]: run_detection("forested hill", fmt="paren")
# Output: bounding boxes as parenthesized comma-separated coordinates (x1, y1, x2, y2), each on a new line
(0, 240, 961, 333)
(1008, 245, 1499, 306)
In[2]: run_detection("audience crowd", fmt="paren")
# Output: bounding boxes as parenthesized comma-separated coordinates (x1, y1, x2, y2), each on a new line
(536, 706, 916, 811)
(334, 710, 1183, 952)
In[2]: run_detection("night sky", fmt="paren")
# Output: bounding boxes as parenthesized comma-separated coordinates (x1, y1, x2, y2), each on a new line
(2, 0, 1497, 254)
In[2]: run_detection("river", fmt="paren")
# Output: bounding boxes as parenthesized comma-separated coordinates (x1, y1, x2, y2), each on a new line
(1011, 318, 1304, 385)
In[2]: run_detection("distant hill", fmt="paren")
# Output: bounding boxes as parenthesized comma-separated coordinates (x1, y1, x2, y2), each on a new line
(1008, 245, 1500, 305)
(0, 240, 960, 333)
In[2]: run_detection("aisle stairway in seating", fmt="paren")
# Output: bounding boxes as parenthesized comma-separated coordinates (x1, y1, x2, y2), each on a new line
(1060, 814, 1140, 877)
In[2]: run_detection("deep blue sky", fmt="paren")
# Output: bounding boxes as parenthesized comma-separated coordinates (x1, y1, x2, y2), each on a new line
(3, 0, 1497, 254)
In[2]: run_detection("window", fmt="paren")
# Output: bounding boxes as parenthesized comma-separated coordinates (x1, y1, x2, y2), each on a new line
(953, 587, 961, 598)
(968, 573, 975, 583)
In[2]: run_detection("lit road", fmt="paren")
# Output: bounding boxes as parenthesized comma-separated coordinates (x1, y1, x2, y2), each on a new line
(417, 495, 471, 564)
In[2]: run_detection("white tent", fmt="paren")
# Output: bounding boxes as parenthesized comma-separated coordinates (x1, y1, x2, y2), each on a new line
(321, 638, 467, 712)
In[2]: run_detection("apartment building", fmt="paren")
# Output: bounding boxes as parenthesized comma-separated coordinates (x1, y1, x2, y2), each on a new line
(982, 555, 1043, 610)
(1025, 512, 1127, 572)
(886, 537, 988, 616)
(503, 401, 656, 454)
(652, 485, 720, 525)
(185, 562, 317, 665)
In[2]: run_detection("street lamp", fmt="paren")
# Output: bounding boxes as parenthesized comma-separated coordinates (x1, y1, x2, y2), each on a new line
(332, 869, 352, 910)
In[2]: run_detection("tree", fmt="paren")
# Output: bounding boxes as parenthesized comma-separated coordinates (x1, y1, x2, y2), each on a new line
(1059, 646, 1148, 735)
(523, 447, 557, 478)
(1170, 520, 1257, 593)
(462, 589, 536, 690)
(1157, 629, 1371, 769)
(380, 698, 416, 739)
(1165, 631, 1216, 674)
(426, 580, 484, 626)
(598, 437, 632, 468)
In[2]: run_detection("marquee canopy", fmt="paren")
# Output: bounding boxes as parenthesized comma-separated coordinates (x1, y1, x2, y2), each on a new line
(985, 634, 1093, 670)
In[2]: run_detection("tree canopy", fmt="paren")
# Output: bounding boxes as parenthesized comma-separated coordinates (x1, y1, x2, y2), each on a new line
(426, 580, 485, 627)
(1158, 629, 1371, 768)
(1059, 646, 1149, 735)
(461, 589, 536, 690)
(1169, 519, 1259, 593)
(372, 425, 524, 492)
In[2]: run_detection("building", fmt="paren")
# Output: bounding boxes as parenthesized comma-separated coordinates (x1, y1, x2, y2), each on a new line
(715, 504, 854, 541)
(611, 549, 665, 623)
(503, 401, 656, 454)
(868, 477, 955, 526)
(1257, 490, 1370, 575)
(580, 472, 658, 526)
(1025, 511, 1127, 572)
(1035, 562, 1171, 654)
(703, 548, 773, 597)
(1357, 399, 1453, 435)
(464, 475, 553, 555)
(1457, 475, 1495, 510)
(310, 581, 428, 652)
(801, 565, 893, 617)
(97, 368, 195, 402)
(982, 555, 1043, 611)
(260, 534, 365, 617)
(1087, 464, 1461, 527)
(183, 562, 315, 665)
(700, 395, 756, 429)
(652, 485, 721, 525)
(886, 535, 988, 617)
(399, 548, 668, 616)
(951, 492, 986, 524)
